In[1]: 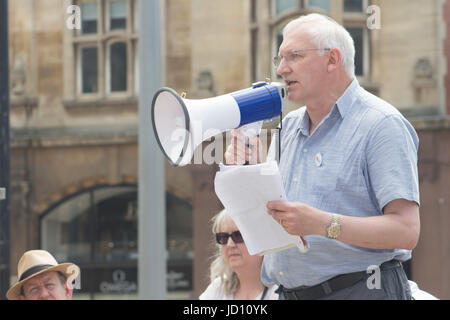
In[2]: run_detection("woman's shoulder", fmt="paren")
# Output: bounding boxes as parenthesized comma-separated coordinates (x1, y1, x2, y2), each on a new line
(199, 277, 232, 300)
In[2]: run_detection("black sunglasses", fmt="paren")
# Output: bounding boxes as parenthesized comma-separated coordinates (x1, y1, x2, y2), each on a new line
(215, 230, 244, 245)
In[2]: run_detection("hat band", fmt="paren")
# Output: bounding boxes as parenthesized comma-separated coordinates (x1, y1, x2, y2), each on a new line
(19, 264, 55, 281)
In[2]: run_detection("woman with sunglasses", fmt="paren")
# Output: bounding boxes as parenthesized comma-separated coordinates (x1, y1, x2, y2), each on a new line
(199, 209, 278, 300)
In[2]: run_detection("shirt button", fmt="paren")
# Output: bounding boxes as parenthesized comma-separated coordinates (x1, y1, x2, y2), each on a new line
(293, 178, 298, 182)
(279, 271, 284, 276)
(303, 149, 308, 153)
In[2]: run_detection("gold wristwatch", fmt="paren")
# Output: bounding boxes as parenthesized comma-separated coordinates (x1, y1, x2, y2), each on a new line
(327, 214, 341, 239)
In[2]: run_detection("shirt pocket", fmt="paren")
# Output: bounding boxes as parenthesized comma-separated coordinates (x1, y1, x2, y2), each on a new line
(336, 161, 367, 193)
(308, 151, 342, 194)
(333, 155, 373, 214)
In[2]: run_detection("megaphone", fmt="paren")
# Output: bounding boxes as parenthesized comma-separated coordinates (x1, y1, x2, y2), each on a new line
(151, 80, 287, 166)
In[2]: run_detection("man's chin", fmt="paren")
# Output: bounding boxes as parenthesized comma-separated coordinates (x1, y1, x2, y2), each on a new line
(287, 92, 305, 105)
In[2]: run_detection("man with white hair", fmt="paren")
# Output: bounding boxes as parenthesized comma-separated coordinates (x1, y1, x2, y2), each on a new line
(225, 13, 420, 299)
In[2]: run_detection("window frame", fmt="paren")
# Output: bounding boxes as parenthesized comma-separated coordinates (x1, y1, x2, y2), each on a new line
(345, 24, 370, 79)
(78, 0, 99, 36)
(71, 0, 139, 101)
(266, 0, 372, 82)
(304, 0, 331, 13)
(271, 0, 301, 17)
(105, 0, 129, 33)
(105, 39, 129, 96)
(343, 0, 370, 80)
(76, 43, 100, 98)
(343, 0, 369, 14)
(271, 26, 285, 81)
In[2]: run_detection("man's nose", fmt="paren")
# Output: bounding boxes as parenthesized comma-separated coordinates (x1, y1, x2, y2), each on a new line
(277, 58, 291, 76)
(38, 286, 50, 299)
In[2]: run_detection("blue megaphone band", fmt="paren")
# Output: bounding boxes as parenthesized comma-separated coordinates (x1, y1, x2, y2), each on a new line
(231, 84, 282, 127)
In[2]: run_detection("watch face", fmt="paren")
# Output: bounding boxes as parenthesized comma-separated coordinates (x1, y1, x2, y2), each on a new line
(328, 225, 340, 238)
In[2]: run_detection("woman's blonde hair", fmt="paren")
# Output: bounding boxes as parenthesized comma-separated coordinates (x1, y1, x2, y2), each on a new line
(208, 209, 240, 296)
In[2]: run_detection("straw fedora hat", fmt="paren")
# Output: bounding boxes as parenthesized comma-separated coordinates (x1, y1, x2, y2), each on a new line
(6, 250, 80, 300)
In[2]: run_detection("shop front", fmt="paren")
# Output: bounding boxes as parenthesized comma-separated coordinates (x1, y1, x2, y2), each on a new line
(39, 184, 193, 299)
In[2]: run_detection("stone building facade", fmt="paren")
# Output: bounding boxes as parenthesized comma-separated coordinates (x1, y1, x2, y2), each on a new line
(6, 0, 450, 299)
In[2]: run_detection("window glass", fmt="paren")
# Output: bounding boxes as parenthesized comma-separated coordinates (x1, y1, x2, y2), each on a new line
(346, 27, 364, 76)
(308, 0, 330, 12)
(81, 47, 98, 93)
(166, 194, 193, 294)
(40, 186, 137, 263)
(110, 0, 127, 30)
(134, 42, 139, 94)
(344, 0, 364, 12)
(275, 0, 297, 15)
(166, 194, 192, 261)
(276, 28, 283, 52)
(40, 186, 194, 299)
(80, 2, 98, 34)
(110, 42, 127, 92)
(273, 28, 284, 79)
(41, 192, 92, 262)
(93, 188, 138, 262)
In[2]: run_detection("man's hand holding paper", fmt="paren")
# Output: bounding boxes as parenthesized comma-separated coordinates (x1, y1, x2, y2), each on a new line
(214, 161, 308, 256)
(267, 201, 329, 238)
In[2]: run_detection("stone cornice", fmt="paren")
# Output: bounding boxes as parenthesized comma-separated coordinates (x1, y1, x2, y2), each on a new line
(10, 96, 39, 109)
(62, 97, 138, 111)
(410, 115, 450, 130)
(10, 125, 138, 148)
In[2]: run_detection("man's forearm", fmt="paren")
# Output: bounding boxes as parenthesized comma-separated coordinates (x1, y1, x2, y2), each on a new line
(317, 198, 420, 250)
(332, 212, 420, 250)
(268, 199, 420, 251)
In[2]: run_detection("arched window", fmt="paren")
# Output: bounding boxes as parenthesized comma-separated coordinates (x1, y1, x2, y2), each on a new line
(40, 185, 193, 299)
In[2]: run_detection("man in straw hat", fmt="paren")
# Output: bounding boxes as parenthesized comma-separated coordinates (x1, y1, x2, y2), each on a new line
(6, 250, 80, 300)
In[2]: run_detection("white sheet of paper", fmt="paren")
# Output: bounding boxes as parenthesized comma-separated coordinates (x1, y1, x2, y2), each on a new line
(214, 161, 308, 255)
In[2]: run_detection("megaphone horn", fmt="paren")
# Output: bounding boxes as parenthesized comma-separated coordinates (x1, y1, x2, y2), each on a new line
(151, 81, 287, 166)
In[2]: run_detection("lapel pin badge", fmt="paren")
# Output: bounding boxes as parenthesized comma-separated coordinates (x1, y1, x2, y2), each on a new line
(315, 152, 323, 167)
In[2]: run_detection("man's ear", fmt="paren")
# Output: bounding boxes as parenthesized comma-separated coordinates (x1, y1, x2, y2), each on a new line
(327, 48, 342, 73)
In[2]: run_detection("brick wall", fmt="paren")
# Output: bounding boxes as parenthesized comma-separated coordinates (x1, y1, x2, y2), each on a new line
(411, 118, 450, 299)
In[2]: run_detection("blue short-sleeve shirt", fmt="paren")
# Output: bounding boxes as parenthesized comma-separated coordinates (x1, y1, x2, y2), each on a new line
(262, 79, 420, 288)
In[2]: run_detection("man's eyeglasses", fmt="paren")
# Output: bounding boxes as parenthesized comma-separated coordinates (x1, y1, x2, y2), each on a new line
(273, 48, 331, 68)
(216, 230, 244, 245)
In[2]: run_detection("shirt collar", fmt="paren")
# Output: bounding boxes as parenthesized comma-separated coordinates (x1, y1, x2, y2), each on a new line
(297, 108, 311, 137)
(335, 78, 360, 119)
(296, 78, 359, 135)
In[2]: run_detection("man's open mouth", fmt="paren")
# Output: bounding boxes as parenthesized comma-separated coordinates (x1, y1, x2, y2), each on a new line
(286, 80, 297, 86)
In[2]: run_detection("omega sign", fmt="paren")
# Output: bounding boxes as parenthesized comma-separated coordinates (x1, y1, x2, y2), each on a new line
(99, 269, 137, 293)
